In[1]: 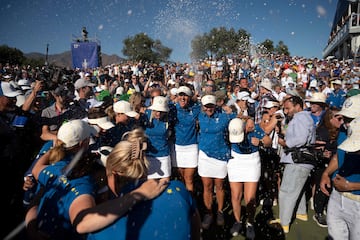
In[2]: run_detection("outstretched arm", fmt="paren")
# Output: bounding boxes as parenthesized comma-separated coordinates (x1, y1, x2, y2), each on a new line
(74, 179, 169, 234)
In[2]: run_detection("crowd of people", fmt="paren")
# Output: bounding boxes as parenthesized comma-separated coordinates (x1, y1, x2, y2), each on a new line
(1, 53, 360, 240)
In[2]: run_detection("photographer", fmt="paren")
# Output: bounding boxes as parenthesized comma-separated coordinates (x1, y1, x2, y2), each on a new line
(274, 95, 316, 234)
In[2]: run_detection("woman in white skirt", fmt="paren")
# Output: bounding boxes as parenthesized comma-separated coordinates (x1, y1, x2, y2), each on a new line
(227, 117, 271, 239)
(197, 95, 236, 229)
(141, 96, 174, 181)
(172, 85, 201, 193)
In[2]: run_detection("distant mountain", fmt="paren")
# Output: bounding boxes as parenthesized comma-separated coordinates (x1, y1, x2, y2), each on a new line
(24, 51, 125, 69)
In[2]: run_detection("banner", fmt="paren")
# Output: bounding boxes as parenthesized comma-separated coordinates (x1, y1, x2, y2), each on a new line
(71, 42, 100, 69)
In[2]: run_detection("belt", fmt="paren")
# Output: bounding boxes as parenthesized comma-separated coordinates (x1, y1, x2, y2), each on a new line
(341, 192, 360, 202)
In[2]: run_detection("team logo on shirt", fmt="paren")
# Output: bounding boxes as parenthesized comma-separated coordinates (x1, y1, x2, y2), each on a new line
(343, 99, 352, 109)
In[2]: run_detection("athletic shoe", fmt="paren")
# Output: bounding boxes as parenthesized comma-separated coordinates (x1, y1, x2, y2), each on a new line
(230, 221, 242, 236)
(313, 213, 327, 227)
(216, 211, 225, 226)
(296, 213, 308, 221)
(201, 213, 213, 230)
(282, 225, 289, 233)
(246, 223, 255, 240)
(269, 219, 289, 233)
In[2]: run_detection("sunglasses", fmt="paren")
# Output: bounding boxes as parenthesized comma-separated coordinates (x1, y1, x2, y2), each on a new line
(204, 104, 216, 108)
(205, 84, 214, 87)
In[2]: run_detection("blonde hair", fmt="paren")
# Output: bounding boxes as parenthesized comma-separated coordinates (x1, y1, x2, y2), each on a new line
(106, 128, 149, 179)
(48, 140, 66, 164)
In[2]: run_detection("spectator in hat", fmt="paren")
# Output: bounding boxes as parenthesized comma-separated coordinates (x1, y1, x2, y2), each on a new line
(25, 120, 167, 240)
(74, 78, 96, 111)
(140, 96, 175, 181)
(171, 86, 201, 193)
(319, 80, 333, 97)
(344, 79, 354, 93)
(233, 91, 255, 119)
(84, 128, 201, 240)
(215, 90, 232, 113)
(87, 106, 115, 150)
(326, 79, 346, 109)
(197, 94, 236, 230)
(305, 79, 319, 100)
(39, 85, 78, 142)
(254, 78, 277, 124)
(306, 92, 328, 127)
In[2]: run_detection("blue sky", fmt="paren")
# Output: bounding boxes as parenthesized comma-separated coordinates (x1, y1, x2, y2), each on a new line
(0, 0, 337, 63)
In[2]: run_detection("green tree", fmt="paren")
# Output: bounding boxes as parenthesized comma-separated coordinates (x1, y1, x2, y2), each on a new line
(190, 27, 251, 61)
(0, 45, 26, 65)
(122, 33, 172, 63)
(275, 41, 290, 55)
(190, 35, 208, 60)
(260, 39, 275, 54)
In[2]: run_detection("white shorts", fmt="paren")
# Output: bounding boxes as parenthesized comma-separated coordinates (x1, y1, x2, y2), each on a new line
(227, 151, 261, 182)
(146, 155, 171, 179)
(198, 150, 227, 178)
(172, 144, 198, 168)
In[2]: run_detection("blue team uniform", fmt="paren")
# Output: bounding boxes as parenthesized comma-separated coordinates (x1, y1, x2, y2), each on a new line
(36, 157, 95, 239)
(174, 101, 201, 145)
(198, 109, 235, 161)
(87, 180, 197, 240)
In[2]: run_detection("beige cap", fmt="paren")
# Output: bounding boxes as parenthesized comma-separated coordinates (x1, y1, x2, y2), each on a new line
(228, 118, 244, 143)
(113, 100, 139, 117)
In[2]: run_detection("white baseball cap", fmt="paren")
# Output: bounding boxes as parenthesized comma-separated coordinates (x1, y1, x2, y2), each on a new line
(87, 116, 114, 130)
(149, 96, 169, 112)
(263, 100, 280, 109)
(337, 95, 360, 118)
(177, 86, 192, 96)
(74, 78, 96, 90)
(307, 92, 327, 104)
(259, 78, 272, 91)
(237, 91, 255, 103)
(0, 81, 22, 97)
(113, 100, 139, 117)
(201, 95, 216, 106)
(338, 117, 360, 152)
(57, 120, 96, 148)
(228, 118, 244, 143)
